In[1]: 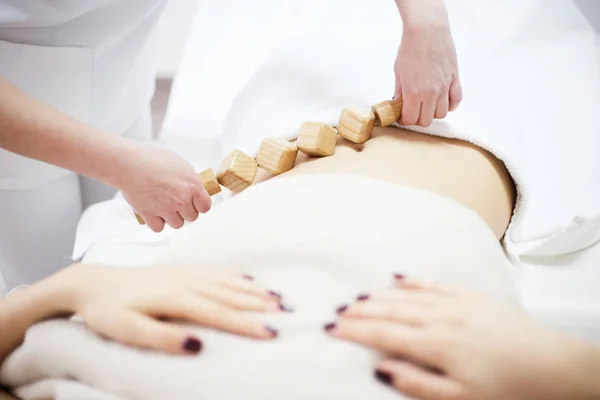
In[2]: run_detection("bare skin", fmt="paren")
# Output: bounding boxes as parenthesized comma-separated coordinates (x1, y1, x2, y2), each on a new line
(256, 127, 516, 240)
(0, 264, 285, 365)
(327, 278, 600, 400)
(0, 78, 210, 232)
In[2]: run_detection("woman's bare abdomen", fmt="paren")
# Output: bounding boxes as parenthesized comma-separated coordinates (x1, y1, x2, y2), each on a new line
(255, 127, 516, 239)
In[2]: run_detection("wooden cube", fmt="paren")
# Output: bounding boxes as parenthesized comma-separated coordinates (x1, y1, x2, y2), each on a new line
(198, 168, 221, 196)
(217, 150, 258, 193)
(337, 107, 375, 144)
(372, 98, 403, 127)
(297, 122, 337, 157)
(135, 168, 222, 224)
(256, 138, 298, 175)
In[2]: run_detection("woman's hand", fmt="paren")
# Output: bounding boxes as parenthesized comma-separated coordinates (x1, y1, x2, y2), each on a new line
(114, 143, 212, 233)
(394, 0, 462, 127)
(325, 278, 600, 400)
(55, 264, 286, 355)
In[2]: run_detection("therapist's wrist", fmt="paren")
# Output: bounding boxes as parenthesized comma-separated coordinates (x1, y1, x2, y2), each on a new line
(395, 0, 449, 33)
(89, 134, 141, 189)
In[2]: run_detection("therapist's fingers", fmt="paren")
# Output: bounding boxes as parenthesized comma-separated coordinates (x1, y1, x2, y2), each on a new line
(398, 92, 420, 126)
(89, 309, 203, 356)
(163, 212, 185, 229)
(161, 293, 279, 340)
(434, 94, 450, 120)
(416, 96, 437, 127)
(448, 78, 463, 112)
(178, 201, 199, 223)
(192, 188, 211, 214)
(144, 215, 166, 233)
(375, 360, 465, 400)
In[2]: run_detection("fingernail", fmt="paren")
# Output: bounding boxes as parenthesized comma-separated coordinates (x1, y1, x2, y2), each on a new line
(394, 274, 406, 281)
(268, 290, 282, 299)
(279, 304, 294, 313)
(243, 275, 254, 281)
(265, 325, 278, 337)
(324, 322, 337, 332)
(336, 304, 348, 315)
(182, 337, 202, 354)
(356, 294, 370, 302)
(374, 369, 393, 386)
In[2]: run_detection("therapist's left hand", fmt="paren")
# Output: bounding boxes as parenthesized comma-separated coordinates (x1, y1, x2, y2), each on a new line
(116, 143, 212, 232)
(326, 278, 600, 400)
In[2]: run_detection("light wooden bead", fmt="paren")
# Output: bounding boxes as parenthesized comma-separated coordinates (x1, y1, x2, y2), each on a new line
(337, 107, 375, 144)
(134, 168, 221, 225)
(297, 122, 337, 157)
(372, 98, 403, 127)
(198, 168, 221, 196)
(217, 149, 258, 193)
(256, 138, 298, 175)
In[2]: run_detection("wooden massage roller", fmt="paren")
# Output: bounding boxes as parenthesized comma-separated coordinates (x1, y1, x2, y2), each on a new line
(135, 97, 403, 224)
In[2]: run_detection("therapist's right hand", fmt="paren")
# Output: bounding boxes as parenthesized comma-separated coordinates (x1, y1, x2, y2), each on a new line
(58, 264, 284, 355)
(117, 143, 212, 232)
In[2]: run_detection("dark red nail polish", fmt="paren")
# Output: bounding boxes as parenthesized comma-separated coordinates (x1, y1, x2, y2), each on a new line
(324, 322, 337, 332)
(357, 294, 370, 302)
(394, 274, 406, 281)
(268, 290, 282, 298)
(375, 369, 393, 386)
(182, 337, 202, 354)
(279, 304, 293, 312)
(243, 275, 254, 281)
(336, 304, 348, 314)
(265, 325, 278, 337)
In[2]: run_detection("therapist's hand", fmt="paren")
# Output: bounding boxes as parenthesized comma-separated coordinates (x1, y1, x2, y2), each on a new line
(117, 143, 211, 232)
(326, 278, 600, 400)
(394, 0, 462, 127)
(57, 264, 285, 355)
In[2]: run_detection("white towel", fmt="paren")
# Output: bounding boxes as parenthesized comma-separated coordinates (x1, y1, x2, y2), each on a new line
(1, 175, 518, 400)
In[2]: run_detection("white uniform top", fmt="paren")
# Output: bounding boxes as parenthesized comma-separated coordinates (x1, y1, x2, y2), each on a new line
(219, 0, 600, 258)
(0, 0, 167, 189)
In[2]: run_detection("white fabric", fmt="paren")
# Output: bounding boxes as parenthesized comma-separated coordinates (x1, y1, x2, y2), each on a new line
(0, 0, 167, 189)
(1, 175, 518, 400)
(0, 109, 153, 296)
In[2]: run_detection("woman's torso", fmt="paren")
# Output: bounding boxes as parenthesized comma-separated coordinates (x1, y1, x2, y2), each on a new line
(255, 128, 516, 240)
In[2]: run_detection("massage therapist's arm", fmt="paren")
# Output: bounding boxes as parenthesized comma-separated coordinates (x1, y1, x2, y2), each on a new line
(0, 77, 209, 232)
(393, 0, 463, 127)
(0, 264, 283, 364)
